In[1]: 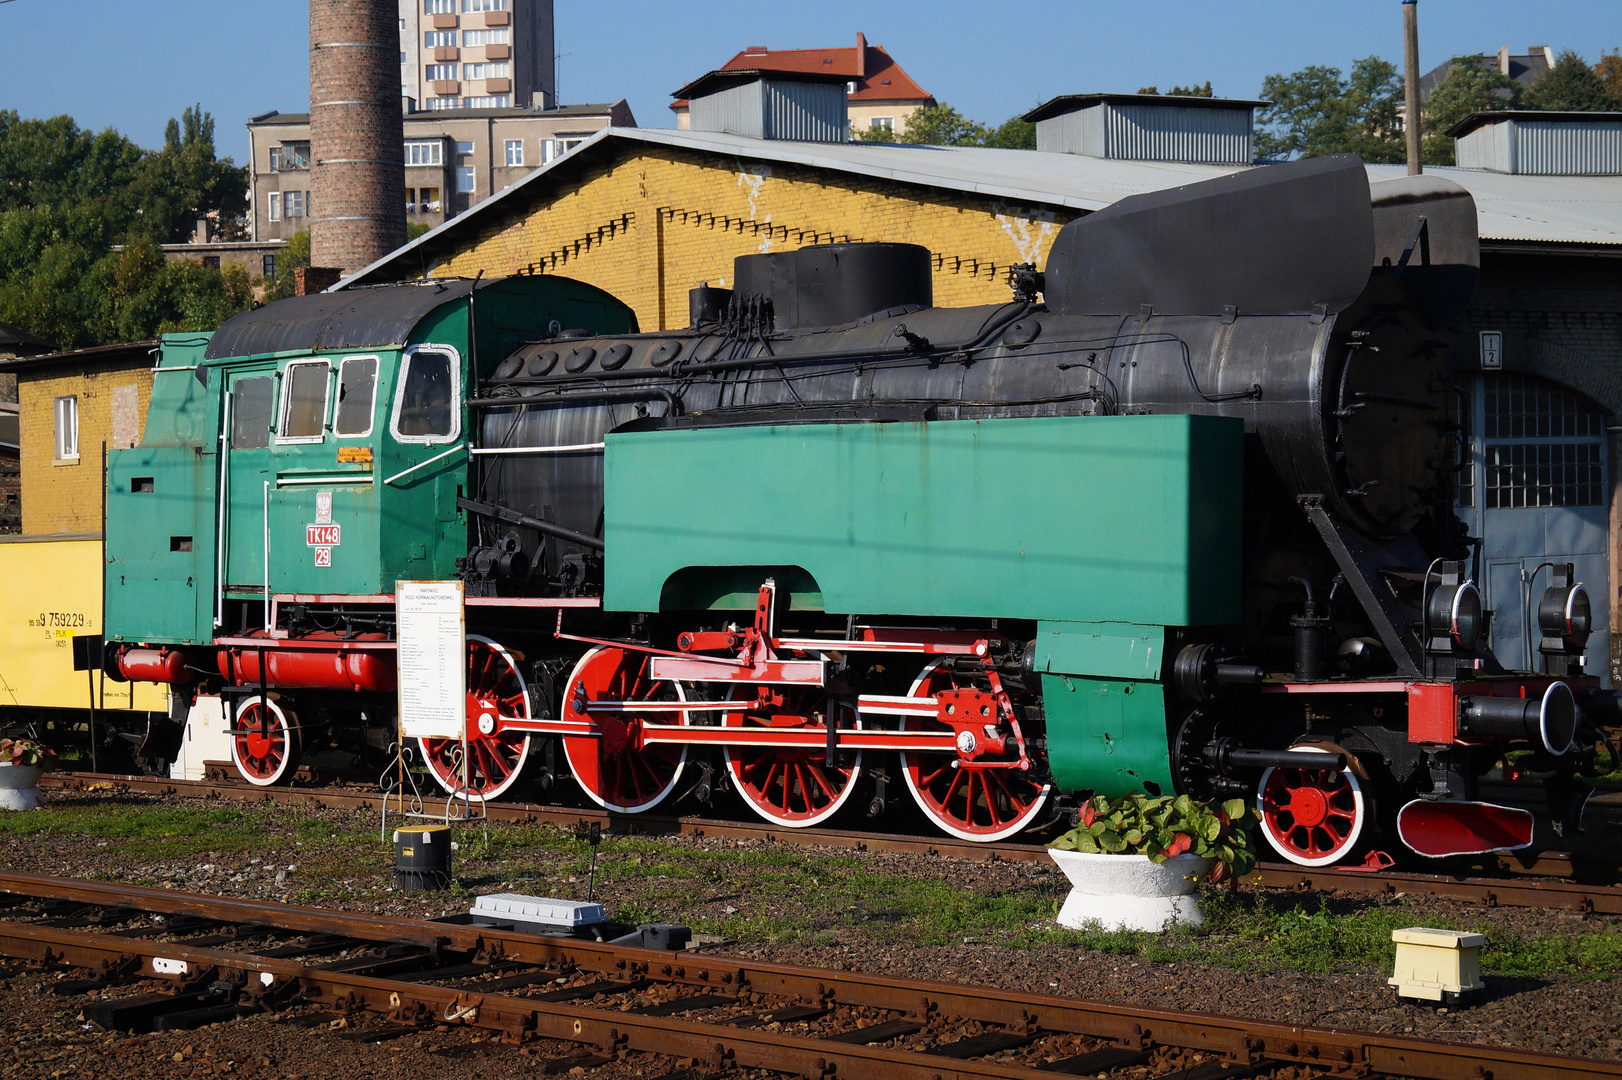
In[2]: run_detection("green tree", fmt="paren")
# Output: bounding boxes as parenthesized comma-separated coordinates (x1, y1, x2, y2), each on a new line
(1522, 49, 1613, 111)
(856, 102, 1036, 149)
(1598, 52, 1622, 104)
(127, 105, 249, 242)
(1255, 57, 1405, 162)
(982, 116, 1036, 149)
(263, 228, 312, 302)
(1420, 55, 1519, 165)
(1136, 82, 1215, 97)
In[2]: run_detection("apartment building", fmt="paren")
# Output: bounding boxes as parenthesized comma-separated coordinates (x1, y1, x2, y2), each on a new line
(400, 0, 555, 112)
(247, 102, 633, 243)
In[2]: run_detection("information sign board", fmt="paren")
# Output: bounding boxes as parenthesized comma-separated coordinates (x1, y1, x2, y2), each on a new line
(396, 580, 465, 740)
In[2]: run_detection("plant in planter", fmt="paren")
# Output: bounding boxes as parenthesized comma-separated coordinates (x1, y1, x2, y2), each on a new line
(0, 738, 54, 812)
(1047, 793, 1261, 932)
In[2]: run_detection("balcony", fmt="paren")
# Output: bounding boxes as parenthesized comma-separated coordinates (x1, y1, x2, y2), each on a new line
(481, 78, 512, 94)
(483, 44, 510, 60)
(432, 46, 459, 62)
(431, 13, 458, 28)
(483, 10, 509, 25)
(432, 80, 461, 95)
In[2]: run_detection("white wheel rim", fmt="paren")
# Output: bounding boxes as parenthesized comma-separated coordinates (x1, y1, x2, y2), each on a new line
(230, 698, 297, 788)
(898, 660, 1051, 843)
(722, 689, 864, 828)
(419, 634, 531, 802)
(1255, 746, 1367, 867)
(562, 647, 688, 814)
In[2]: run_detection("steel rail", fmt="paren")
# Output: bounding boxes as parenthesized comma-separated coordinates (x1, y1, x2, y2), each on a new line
(0, 872, 1615, 1080)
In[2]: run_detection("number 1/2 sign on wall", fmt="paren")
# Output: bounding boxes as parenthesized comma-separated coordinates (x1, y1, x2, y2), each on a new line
(396, 580, 465, 740)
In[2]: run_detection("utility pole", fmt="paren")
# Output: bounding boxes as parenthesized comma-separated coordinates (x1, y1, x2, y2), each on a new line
(1403, 0, 1423, 175)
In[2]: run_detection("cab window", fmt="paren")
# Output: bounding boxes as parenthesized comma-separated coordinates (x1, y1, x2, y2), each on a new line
(278, 360, 330, 442)
(334, 356, 379, 437)
(390, 346, 460, 443)
(230, 377, 274, 449)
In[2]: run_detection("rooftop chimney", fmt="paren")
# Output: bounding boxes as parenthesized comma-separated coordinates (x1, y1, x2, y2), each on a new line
(855, 32, 868, 80)
(309, 0, 407, 275)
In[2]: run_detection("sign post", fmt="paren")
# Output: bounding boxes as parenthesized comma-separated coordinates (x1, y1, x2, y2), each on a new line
(396, 581, 467, 810)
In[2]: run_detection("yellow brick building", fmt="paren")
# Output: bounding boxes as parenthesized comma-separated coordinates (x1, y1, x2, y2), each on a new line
(348, 129, 1127, 329)
(1, 342, 157, 535)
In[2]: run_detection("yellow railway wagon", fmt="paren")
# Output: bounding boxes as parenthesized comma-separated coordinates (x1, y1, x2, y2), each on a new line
(0, 534, 166, 714)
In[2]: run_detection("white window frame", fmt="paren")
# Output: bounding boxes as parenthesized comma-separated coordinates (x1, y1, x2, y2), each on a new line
(268, 191, 282, 221)
(424, 0, 455, 12)
(462, 0, 507, 11)
(284, 190, 305, 219)
(504, 139, 523, 166)
(456, 167, 476, 193)
(334, 355, 381, 439)
(405, 140, 444, 166)
(461, 27, 509, 46)
(276, 359, 332, 445)
(425, 62, 458, 82)
(463, 61, 510, 80)
(424, 29, 457, 47)
(428, 96, 460, 111)
(53, 396, 79, 462)
(870, 116, 894, 131)
(390, 345, 463, 445)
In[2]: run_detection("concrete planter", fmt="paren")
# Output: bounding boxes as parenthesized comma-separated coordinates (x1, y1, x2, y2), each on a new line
(0, 764, 43, 811)
(1048, 848, 1213, 931)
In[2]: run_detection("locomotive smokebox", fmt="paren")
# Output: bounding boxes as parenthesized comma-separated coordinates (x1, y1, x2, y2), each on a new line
(734, 242, 932, 328)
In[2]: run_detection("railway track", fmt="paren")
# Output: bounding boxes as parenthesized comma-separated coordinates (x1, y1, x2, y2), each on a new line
(39, 771, 1622, 915)
(0, 870, 1612, 1080)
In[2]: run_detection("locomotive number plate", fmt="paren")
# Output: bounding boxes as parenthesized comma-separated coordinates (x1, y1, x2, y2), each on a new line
(306, 524, 341, 547)
(313, 547, 333, 568)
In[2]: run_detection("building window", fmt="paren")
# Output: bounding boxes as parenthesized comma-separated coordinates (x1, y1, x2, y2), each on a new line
(461, 28, 509, 46)
(268, 146, 281, 172)
(463, 62, 510, 80)
(263, 254, 277, 279)
(1484, 443, 1605, 509)
(869, 117, 894, 131)
(428, 96, 460, 111)
(268, 192, 282, 221)
(202, 255, 221, 269)
(426, 63, 458, 82)
(456, 167, 476, 193)
(420, 186, 441, 211)
(424, 0, 455, 12)
(425, 29, 457, 47)
(455, 140, 475, 156)
(462, 0, 508, 11)
(462, 96, 510, 109)
(284, 190, 305, 219)
(53, 396, 78, 461)
(279, 142, 310, 170)
(504, 139, 523, 166)
(405, 140, 444, 166)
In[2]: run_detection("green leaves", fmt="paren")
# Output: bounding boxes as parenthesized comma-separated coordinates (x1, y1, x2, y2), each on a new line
(1051, 791, 1263, 882)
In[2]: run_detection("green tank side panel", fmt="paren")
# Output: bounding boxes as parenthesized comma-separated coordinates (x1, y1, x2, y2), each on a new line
(603, 414, 1243, 623)
(106, 336, 221, 645)
(1041, 675, 1174, 797)
(1034, 622, 1163, 681)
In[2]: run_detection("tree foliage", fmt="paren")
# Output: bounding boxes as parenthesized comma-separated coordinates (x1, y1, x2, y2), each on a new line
(1522, 49, 1615, 111)
(856, 102, 1035, 149)
(1420, 55, 1519, 165)
(1255, 57, 1405, 162)
(1136, 82, 1214, 98)
(0, 108, 251, 349)
(1598, 52, 1622, 104)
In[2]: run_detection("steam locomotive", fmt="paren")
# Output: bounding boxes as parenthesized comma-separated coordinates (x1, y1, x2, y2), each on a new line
(99, 154, 1602, 866)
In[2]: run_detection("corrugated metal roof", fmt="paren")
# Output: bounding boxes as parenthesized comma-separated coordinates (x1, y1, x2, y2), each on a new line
(203, 280, 477, 360)
(341, 128, 1622, 287)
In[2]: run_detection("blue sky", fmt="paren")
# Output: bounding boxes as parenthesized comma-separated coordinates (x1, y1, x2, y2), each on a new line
(0, 1, 1616, 153)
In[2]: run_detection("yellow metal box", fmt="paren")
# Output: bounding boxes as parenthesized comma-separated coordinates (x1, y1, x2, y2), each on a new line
(1388, 927, 1485, 1002)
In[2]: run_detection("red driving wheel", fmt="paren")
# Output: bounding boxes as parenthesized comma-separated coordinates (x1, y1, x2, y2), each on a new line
(1256, 746, 1368, 866)
(898, 660, 1050, 842)
(561, 647, 688, 814)
(231, 697, 301, 787)
(419, 635, 532, 801)
(722, 685, 863, 827)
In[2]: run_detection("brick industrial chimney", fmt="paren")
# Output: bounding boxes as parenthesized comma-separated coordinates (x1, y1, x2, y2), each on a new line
(309, 0, 406, 275)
